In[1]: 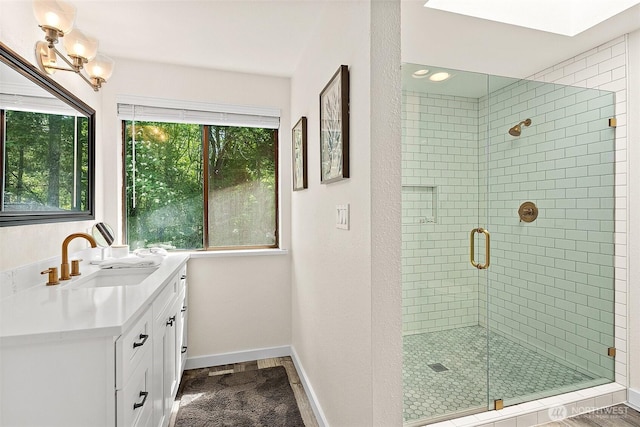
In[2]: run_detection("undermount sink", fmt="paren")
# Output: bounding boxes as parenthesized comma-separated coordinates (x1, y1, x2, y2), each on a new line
(63, 267, 158, 289)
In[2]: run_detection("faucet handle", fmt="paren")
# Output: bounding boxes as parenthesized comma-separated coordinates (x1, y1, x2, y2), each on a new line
(41, 267, 60, 286)
(70, 259, 83, 277)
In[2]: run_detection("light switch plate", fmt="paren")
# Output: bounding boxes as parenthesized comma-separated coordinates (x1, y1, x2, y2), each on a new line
(336, 204, 350, 230)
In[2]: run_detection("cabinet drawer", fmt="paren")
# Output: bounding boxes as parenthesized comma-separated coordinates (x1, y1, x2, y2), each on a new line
(115, 307, 152, 389)
(117, 347, 152, 427)
(152, 275, 178, 321)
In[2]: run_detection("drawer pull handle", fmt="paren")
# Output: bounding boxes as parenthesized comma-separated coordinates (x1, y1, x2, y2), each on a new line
(181, 305, 187, 313)
(181, 346, 188, 354)
(181, 275, 187, 280)
(132, 334, 149, 348)
(166, 316, 176, 326)
(133, 391, 149, 410)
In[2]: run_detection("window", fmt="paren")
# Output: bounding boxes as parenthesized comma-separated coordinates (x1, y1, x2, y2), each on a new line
(121, 102, 279, 251)
(3, 109, 90, 212)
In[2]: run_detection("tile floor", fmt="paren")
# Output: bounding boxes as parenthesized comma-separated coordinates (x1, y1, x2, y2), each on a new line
(403, 326, 602, 424)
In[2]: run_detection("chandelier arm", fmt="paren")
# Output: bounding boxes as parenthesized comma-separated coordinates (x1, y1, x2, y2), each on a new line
(76, 71, 99, 91)
(51, 46, 79, 71)
(49, 46, 98, 91)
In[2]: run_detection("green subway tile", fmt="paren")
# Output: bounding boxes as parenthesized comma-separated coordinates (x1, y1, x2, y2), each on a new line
(576, 304, 599, 320)
(588, 317, 613, 335)
(546, 306, 567, 320)
(554, 317, 577, 334)
(556, 338, 577, 356)
(600, 310, 614, 325)
(600, 288, 614, 301)
(556, 259, 576, 272)
(546, 324, 567, 340)
(576, 324, 601, 341)
(555, 298, 575, 313)
(565, 327, 588, 347)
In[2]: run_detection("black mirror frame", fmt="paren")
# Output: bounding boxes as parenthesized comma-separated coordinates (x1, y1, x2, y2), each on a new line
(0, 41, 95, 227)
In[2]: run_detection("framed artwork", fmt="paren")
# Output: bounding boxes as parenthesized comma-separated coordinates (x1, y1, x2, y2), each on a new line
(320, 64, 349, 183)
(292, 116, 308, 191)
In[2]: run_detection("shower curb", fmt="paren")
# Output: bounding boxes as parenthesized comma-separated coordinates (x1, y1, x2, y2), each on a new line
(419, 383, 626, 427)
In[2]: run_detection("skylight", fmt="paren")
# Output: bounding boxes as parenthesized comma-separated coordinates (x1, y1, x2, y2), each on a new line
(424, 0, 640, 36)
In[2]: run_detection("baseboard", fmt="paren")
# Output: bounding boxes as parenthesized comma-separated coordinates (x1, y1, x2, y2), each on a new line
(184, 345, 291, 370)
(628, 388, 640, 410)
(290, 346, 330, 427)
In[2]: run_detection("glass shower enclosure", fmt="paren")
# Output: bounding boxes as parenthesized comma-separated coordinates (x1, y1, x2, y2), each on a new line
(401, 64, 616, 425)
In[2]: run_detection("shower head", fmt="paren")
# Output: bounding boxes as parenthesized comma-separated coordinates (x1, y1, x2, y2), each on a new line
(508, 118, 532, 137)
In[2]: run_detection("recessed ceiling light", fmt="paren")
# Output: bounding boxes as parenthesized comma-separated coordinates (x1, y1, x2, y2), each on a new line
(429, 72, 451, 82)
(412, 69, 430, 78)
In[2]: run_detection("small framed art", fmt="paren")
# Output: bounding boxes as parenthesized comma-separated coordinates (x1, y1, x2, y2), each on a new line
(292, 116, 308, 191)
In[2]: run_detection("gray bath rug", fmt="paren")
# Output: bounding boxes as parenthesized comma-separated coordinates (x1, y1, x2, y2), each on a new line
(175, 366, 305, 427)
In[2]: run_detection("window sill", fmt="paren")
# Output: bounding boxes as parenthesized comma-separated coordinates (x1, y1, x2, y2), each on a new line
(186, 248, 288, 259)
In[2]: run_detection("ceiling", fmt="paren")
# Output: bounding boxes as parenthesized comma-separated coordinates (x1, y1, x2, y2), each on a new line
(66, 0, 640, 79)
(74, 0, 327, 77)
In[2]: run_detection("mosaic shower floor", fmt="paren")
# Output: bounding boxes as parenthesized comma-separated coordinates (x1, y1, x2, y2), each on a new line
(403, 326, 597, 423)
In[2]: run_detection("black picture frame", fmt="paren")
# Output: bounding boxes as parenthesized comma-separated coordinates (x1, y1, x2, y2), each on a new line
(292, 116, 308, 191)
(319, 65, 349, 183)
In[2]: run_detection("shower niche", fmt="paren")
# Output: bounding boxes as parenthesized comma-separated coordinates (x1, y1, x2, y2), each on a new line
(401, 185, 437, 225)
(401, 64, 616, 425)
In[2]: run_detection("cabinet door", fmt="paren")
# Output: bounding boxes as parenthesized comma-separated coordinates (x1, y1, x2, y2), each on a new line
(152, 302, 179, 427)
(165, 299, 180, 413)
(177, 289, 188, 375)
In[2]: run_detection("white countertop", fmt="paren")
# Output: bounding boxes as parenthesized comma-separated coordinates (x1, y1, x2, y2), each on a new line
(0, 253, 189, 345)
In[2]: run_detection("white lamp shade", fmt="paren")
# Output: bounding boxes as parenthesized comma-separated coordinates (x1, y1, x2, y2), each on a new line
(33, 0, 75, 34)
(86, 54, 115, 81)
(63, 29, 98, 61)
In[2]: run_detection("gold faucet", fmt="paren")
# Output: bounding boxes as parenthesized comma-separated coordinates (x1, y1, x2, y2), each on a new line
(60, 233, 97, 280)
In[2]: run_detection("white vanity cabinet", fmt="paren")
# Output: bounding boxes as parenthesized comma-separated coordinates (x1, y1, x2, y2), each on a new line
(0, 254, 189, 427)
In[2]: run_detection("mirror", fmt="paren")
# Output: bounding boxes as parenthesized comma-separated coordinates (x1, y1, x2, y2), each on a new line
(0, 41, 95, 226)
(92, 222, 115, 247)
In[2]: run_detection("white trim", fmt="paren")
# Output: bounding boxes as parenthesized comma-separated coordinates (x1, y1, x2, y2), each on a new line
(628, 388, 640, 410)
(187, 249, 288, 259)
(116, 94, 280, 118)
(425, 383, 627, 427)
(184, 345, 290, 370)
(291, 346, 330, 427)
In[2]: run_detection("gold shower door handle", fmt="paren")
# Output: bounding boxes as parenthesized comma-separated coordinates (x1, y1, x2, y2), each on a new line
(470, 228, 490, 270)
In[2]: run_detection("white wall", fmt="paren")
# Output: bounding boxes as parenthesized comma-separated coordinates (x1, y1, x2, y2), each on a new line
(0, 1, 103, 272)
(290, 0, 401, 425)
(100, 58, 293, 358)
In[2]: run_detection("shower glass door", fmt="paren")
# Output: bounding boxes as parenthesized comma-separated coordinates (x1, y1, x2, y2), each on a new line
(484, 75, 616, 409)
(401, 63, 616, 426)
